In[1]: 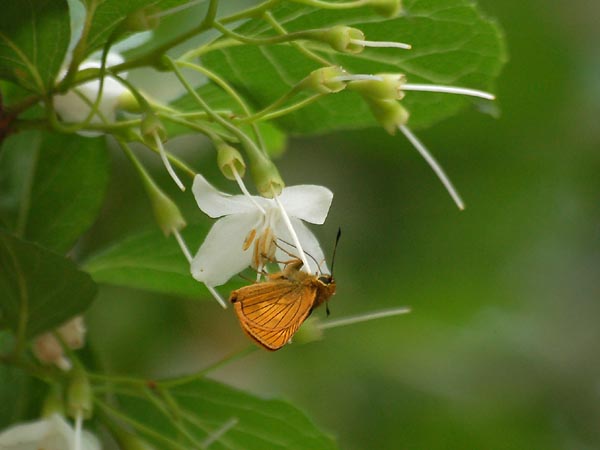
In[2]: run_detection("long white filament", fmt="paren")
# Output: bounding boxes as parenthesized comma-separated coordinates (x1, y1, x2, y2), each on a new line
(320, 307, 412, 330)
(154, 131, 186, 191)
(232, 167, 266, 214)
(402, 84, 495, 100)
(206, 285, 228, 309)
(350, 39, 412, 50)
(274, 195, 312, 274)
(399, 125, 465, 210)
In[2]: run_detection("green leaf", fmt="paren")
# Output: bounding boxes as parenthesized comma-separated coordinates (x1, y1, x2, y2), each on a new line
(83, 224, 236, 298)
(118, 378, 337, 450)
(0, 230, 97, 338)
(197, 0, 507, 134)
(0, 131, 110, 254)
(0, 0, 70, 93)
(84, 0, 190, 55)
(0, 359, 47, 429)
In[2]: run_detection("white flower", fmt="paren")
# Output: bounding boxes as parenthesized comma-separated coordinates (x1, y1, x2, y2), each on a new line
(0, 414, 100, 450)
(190, 174, 333, 287)
(53, 52, 127, 131)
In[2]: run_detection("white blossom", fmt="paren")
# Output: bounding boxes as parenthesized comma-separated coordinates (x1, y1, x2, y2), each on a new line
(190, 174, 333, 287)
(0, 414, 100, 450)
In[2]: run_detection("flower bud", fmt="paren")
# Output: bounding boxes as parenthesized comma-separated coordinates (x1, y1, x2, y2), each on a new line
(42, 384, 65, 418)
(367, 0, 403, 18)
(364, 98, 409, 134)
(314, 26, 365, 53)
(250, 158, 284, 198)
(301, 66, 347, 94)
(141, 113, 167, 146)
(32, 316, 87, 371)
(147, 183, 187, 236)
(347, 74, 406, 100)
(123, 6, 160, 32)
(117, 90, 141, 113)
(67, 369, 93, 419)
(217, 143, 246, 180)
(293, 318, 324, 345)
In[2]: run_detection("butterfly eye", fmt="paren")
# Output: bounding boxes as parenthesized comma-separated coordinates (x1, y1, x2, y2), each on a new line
(318, 275, 332, 285)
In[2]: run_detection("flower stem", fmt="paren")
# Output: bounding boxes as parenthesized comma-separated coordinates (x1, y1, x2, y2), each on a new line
(173, 229, 193, 263)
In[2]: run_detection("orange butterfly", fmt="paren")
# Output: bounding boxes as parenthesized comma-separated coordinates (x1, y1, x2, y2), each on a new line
(230, 230, 340, 351)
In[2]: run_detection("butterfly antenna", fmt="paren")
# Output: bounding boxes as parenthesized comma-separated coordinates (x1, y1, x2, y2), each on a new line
(330, 227, 342, 277)
(276, 238, 323, 275)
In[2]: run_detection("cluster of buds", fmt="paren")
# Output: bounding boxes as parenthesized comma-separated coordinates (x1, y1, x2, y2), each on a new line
(32, 316, 86, 371)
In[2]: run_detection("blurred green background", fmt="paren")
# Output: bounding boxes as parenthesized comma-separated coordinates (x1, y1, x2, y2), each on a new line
(82, 1, 600, 448)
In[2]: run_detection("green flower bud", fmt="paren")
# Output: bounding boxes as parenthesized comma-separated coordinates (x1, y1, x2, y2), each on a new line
(217, 143, 246, 180)
(148, 184, 187, 236)
(301, 66, 347, 94)
(293, 318, 324, 345)
(42, 384, 65, 418)
(141, 113, 167, 146)
(67, 369, 92, 419)
(368, 0, 403, 18)
(347, 74, 406, 100)
(314, 26, 365, 54)
(364, 98, 409, 134)
(250, 157, 284, 198)
(117, 90, 141, 113)
(123, 6, 160, 32)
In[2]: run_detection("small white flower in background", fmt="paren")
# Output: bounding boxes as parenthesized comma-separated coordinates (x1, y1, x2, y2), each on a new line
(32, 316, 86, 371)
(53, 52, 128, 132)
(191, 174, 333, 287)
(0, 413, 100, 450)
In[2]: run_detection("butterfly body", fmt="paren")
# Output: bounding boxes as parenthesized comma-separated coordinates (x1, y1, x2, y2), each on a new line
(230, 260, 336, 351)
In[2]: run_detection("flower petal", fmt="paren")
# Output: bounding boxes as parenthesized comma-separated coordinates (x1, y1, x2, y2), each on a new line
(0, 414, 102, 450)
(191, 212, 260, 286)
(192, 174, 261, 218)
(278, 185, 333, 224)
(274, 217, 329, 275)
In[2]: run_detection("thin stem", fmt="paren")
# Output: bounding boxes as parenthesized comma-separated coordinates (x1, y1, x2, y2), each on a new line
(160, 346, 257, 388)
(332, 74, 384, 82)
(399, 125, 465, 210)
(173, 229, 193, 263)
(263, 12, 332, 66)
(251, 93, 324, 123)
(206, 285, 228, 309)
(96, 399, 188, 450)
(320, 307, 411, 330)
(273, 195, 311, 273)
(290, 0, 367, 9)
(350, 39, 411, 49)
(74, 410, 83, 450)
(401, 84, 495, 100)
(154, 131, 186, 191)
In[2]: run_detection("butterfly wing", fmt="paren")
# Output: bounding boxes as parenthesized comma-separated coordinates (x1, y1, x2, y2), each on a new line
(230, 280, 317, 351)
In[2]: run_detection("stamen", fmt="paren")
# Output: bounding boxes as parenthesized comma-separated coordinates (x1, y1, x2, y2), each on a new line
(74, 410, 83, 450)
(232, 166, 266, 214)
(154, 131, 185, 191)
(398, 125, 465, 210)
(319, 307, 411, 330)
(350, 39, 412, 50)
(242, 228, 257, 251)
(206, 285, 228, 309)
(173, 229, 193, 263)
(332, 74, 384, 82)
(201, 417, 239, 448)
(273, 195, 312, 274)
(401, 84, 495, 100)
